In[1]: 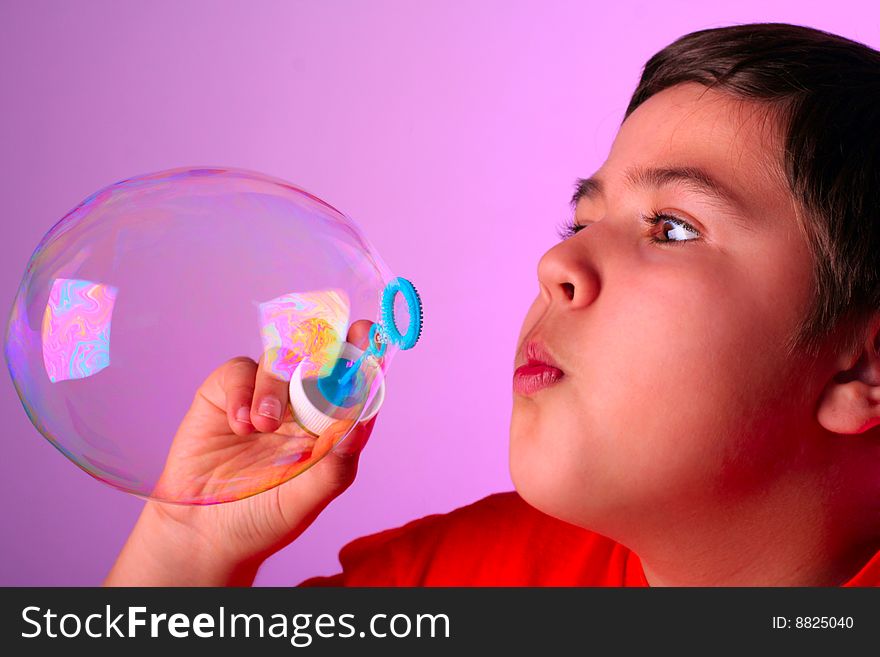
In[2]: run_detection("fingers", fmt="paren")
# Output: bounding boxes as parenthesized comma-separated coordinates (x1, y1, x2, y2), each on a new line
(347, 319, 374, 351)
(250, 352, 292, 433)
(325, 319, 384, 459)
(295, 414, 377, 502)
(347, 318, 385, 371)
(221, 356, 259, 437)
(331, 413, 377, 458)
(214, 319, 379, 439)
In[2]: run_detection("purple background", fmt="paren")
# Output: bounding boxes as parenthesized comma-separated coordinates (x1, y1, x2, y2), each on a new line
(1, 1, 875, 586)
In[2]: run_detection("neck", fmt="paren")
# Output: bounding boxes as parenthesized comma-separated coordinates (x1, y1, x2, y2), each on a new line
(628, 454, 880, 587)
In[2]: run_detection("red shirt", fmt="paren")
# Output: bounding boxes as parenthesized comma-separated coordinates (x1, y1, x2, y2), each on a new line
(297, 491, 880, 587)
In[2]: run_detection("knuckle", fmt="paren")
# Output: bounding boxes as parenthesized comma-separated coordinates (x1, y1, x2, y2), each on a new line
(227, 355, 257, 369)
(223, 357, 258, 393)
(324, 462, 358, 492)
(255, 370, 289, 395)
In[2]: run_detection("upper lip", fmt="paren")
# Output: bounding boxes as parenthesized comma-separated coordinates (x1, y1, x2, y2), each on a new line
(516, 339, 564, 372)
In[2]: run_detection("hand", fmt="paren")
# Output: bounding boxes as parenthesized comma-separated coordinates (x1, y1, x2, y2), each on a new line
(105, 319, 382, 586)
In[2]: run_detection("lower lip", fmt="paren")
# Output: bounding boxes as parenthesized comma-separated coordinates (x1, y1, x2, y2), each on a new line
(513, 363, 564, 395)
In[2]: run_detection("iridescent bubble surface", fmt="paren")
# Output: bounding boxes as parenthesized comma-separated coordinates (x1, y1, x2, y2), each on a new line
(5, 167, 404, 504)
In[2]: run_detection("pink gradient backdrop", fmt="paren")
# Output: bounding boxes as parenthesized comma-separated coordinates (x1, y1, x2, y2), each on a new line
(1, 1, 875, 585)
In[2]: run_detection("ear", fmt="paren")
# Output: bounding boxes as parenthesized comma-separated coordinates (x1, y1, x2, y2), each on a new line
(817, 317, 880, 434)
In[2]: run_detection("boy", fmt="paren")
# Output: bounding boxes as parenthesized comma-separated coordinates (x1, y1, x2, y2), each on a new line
(106, 22, 880, 587)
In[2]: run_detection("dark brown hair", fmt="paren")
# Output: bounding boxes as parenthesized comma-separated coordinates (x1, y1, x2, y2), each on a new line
(624, 22, 880, 359)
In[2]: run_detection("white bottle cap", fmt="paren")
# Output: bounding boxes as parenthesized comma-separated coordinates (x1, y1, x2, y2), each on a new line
(289, 341, 386, 437)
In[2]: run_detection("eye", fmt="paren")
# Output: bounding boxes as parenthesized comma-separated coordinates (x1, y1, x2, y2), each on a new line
(643, 211, 701, 245)
(556, 212, 702, 244)
(556, 218, 587, 240)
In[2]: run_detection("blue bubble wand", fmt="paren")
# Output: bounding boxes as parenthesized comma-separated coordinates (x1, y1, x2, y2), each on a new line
(316, 277, 423, 406)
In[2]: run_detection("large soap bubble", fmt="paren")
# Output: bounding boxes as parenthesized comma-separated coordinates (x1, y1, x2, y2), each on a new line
(5, 167, 423, 504)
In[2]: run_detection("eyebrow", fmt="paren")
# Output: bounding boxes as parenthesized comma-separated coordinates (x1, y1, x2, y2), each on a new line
(570, 164, 748, 216)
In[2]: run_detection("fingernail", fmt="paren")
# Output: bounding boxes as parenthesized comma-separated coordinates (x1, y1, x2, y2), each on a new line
(257, 397, 282, 420)
(236, 405, 251, 424)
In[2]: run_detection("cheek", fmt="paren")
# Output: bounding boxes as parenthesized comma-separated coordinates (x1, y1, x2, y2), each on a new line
(510, 273, 721, 518)
(619, 270, 805, 485)
(510, 265, 806, 522)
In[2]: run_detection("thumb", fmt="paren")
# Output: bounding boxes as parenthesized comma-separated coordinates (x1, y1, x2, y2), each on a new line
(302, 415, 377, 494)
(329, 413, 377, 458)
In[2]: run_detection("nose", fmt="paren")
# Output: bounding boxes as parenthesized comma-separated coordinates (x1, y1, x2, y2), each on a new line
(536, 235, 600, 309)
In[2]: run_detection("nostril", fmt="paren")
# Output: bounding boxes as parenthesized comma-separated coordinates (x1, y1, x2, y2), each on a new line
(561, 282, 575, 301)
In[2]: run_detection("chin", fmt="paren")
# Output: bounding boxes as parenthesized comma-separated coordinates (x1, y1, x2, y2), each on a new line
(509, 425, 566, 519)
(509, 428, 627, 536)
(511, 465, 582, 530)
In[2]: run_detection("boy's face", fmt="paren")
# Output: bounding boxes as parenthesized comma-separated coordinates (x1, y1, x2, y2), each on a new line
(509, 82, 826, 536)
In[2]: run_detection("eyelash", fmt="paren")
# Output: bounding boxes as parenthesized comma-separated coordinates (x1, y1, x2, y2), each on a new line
(556, 210, 702, 245)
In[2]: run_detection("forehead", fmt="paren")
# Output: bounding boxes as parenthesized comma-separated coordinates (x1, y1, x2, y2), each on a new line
(596, 83, 788, 215)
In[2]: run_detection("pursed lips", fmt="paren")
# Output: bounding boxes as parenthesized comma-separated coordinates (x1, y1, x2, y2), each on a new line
(513, 338, 565, 395)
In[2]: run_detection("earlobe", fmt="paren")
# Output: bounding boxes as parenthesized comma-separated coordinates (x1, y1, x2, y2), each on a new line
(816, 320, 880, 435)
